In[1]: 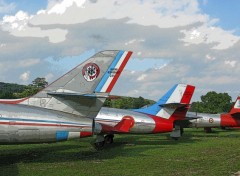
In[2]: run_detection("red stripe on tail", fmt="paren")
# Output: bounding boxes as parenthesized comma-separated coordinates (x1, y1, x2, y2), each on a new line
(180, 85, 195, 104)
(106, 51, 132, 93)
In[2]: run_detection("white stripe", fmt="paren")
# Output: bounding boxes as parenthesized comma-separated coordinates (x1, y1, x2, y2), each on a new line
(68, 132, 80, 139)
(156, 108, 175, 119)
(156, 84, 187, 119)
(166, 84, 187, 104)
(100, 51, 128, 92)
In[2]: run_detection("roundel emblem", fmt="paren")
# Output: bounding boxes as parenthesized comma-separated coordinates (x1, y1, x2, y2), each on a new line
(209, 118, 214, 123)
(82, 63, 100, 82)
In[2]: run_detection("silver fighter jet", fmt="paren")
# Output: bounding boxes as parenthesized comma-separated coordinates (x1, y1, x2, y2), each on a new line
(0, 50, 132, 144)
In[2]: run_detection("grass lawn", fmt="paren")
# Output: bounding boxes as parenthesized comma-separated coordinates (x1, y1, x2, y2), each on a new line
(0, 128, 240, 176)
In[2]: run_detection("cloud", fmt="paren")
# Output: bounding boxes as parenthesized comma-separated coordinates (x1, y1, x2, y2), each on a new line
(1, 11, 68, 43)
(224, 60, 237, 68)
(137, 74, 147, 81)
(0, 0, 240, 101)
(19, 71, 30, 82)
(181, 25, 240, 50)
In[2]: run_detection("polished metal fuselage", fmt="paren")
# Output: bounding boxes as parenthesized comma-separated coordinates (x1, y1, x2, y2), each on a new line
(95, 107, 156, 134)
(187, 112, 221, 128)
(0, 104, 92, 144)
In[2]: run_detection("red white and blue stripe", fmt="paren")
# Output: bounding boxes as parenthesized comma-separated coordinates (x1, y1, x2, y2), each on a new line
(95, 50, 132, 93)
(134, 84, 195, 119)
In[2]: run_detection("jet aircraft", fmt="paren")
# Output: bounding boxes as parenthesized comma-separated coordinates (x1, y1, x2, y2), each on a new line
(93, 84, 195, 149)
(186, 96, 240, 132)
(0, 50, 132, 144)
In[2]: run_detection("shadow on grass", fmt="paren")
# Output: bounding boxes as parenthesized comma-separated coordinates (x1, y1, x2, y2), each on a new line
(185, 128, 240, 138)
(0, 133, 201, 175)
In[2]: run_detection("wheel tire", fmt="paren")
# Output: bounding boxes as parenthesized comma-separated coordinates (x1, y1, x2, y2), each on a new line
(104, 135, 114, 144)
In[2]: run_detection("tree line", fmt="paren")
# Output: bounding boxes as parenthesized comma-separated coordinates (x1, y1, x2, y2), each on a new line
(0, 78, 48, 99)
(0, 78, 234, 113)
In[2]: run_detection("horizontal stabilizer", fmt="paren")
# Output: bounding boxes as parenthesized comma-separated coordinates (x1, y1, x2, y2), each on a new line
(47, 92, 109, 99)
(160, 103, 190, 109)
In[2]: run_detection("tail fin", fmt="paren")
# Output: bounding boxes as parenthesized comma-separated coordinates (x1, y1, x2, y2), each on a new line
(14, 50, 132, 117)
(229, 96, 240, 116)
(134, 84, 195, 119)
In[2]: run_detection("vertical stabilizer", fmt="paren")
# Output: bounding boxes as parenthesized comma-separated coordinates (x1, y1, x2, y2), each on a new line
(15, 50, 132, 118)
(134, 84, 195, 119)
(229, 96, 240, 115)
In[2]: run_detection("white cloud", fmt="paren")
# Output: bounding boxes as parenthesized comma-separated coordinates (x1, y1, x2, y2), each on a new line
(19, 71, 30, 81)
(125, 39, 145, 46)
(205, 54, 215, 61)
(224, 60, 237, 68)
(181, 25, 240, 50)
(48, 0, 86, 15)
(0, 0, 240, 101)
(1, 11, 68, 43)
(137, 74, 147, 81)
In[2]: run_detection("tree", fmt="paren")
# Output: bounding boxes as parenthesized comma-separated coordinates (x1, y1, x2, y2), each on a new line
(103, 96, 155, 109)
(31, 77, 48, 88)
(190, 91, 232, 114)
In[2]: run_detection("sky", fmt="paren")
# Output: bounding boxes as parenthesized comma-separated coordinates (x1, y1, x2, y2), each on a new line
(0, 0, 240, 102)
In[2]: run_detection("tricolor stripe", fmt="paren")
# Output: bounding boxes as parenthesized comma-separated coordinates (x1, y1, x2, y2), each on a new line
(134, 84, 195, 119)
(156, 84, 188, 118)
(95, 51, 132, 93)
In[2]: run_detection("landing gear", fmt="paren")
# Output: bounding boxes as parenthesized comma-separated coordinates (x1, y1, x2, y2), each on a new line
(170, 125, 182, 140)
(204, 127, 213, 133)
(104, 134, 114, 144)
(94, 141, 105, 150)
(94, 134, 114, 150)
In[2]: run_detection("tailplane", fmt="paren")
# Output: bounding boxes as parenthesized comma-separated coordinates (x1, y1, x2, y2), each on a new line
(134, 84, 195, 120)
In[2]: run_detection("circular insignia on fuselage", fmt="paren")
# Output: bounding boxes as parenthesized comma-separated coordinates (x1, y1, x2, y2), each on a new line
(82, 63, 100, 82)
(209, 118, 214, 123)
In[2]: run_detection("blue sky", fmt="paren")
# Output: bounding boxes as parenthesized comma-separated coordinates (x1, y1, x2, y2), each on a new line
(0, 0, 240, 101)
(3, 0, 47, 15)
(199, 0, 240, 35)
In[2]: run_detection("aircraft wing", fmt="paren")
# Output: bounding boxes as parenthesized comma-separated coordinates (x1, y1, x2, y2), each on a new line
(47, 92, 109, 119)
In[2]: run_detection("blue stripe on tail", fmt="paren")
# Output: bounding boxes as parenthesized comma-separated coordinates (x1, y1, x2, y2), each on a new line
(134, 84, 178, 115)
(95, 50, 124, 92)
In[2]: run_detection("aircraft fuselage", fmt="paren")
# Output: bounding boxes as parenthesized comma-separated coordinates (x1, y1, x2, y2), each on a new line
(95, 107, 174, 134)
(0, 104, 93, 144)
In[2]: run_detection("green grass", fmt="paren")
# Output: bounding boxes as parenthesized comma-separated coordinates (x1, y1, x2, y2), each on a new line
(1, 129, 240, 176)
